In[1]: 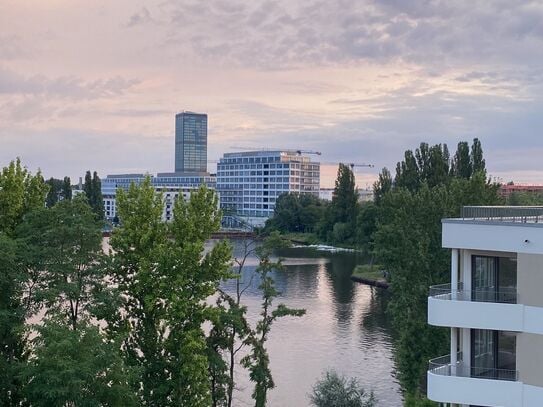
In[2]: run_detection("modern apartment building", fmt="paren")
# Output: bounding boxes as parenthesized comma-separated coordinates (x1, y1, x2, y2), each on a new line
(216, 150, 320, 226)
(175, 111, 208, 173)
(427, 206, 543, 407)
(102, 173, 216, 222)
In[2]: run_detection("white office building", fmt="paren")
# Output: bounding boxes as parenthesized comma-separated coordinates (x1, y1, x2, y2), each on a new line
(427, 206, 543, 407)
(217, 150, 320, 227)
(102, 173, 216, 222)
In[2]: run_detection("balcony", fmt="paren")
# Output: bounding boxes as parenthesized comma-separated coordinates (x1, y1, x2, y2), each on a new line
(428, 354, 522, 406)
(428, 284, 524, 331)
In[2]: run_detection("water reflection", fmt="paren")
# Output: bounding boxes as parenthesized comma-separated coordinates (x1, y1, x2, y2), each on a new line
(220, 241, 402, 406)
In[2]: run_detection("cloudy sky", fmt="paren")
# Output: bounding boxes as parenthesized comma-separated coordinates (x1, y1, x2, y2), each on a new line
(1, 0, 543, 187)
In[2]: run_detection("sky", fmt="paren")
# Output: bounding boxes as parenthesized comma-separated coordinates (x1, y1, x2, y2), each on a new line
(1, 0, 543, 188)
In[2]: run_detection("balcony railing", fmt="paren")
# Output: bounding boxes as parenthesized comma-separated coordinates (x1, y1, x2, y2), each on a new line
(429, 284, 518, 304)
(461, 206, 543, 223)
(429, 354, 518, 382)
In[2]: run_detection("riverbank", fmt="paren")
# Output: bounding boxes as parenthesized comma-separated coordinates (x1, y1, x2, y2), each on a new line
(350, 264, 389, 289)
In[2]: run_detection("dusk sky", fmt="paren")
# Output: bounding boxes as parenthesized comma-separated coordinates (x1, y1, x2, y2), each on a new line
(1, 0, 543, 187)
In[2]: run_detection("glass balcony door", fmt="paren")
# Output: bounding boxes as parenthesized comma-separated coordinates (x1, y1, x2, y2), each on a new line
(471, 255, 517, 303)
(472, 256, 497, 302)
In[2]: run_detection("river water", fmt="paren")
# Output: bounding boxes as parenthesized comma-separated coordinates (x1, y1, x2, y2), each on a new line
(220, 241, 403, 407)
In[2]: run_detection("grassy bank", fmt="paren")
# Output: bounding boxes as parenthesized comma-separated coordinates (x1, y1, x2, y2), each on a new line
(352, 264, 387, 283)
(281, 232, 319, 245)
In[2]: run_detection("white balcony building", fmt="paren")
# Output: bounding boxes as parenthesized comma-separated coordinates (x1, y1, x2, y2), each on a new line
(427, 206, 543, 407)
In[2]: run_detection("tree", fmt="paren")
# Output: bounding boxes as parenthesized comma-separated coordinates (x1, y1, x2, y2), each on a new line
(319, 164, 359, 244)
(241, 234, 305, 407)
(17, 195, 103, 330)
(0, 159, 47, 406)
(104, 177, 232, 406)
(372, 140, 499, 399)
(310, 370, 376, 407)
(450, 141, 472, 179)
(0, 158, 48, 235)
(83, 170, 104, 219)
(62, 176, 72, 200)
(470, 138, 486, 175)
(266, 193, 326, 234)
(373, 168, 392, 205)
(21, 320, 136, 407)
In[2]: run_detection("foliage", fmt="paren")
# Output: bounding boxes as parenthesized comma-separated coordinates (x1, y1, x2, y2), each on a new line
(0, 159, 47, 406)
(372, 139, 499, 397)
(310, 370, 376, 407)
(16, 195, 104, 329)
(83, 170, 104, 220)
(21, 320, 136, 407)
(0, 158, 48, 235)
(241, 238, 305, 407)
(319, 164, 359, 244)
(506, 191, 543, 205)
(265, 192, 326, 234)
(45, 176, 72, 207)
(105, 177, 232, 406)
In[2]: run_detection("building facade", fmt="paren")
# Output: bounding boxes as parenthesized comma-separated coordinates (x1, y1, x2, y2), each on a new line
(217, 150, 320, 226)
(175, 111, 208, 173)
(427, 206, 543, 406)
(102, 173, 216, 222)
(499, 184, 543, 199)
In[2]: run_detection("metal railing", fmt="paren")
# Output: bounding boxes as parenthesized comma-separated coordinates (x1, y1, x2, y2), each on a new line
(429, 354, 518, 382)
(461, 206, 543, 223)
(429, 284, 518, 304)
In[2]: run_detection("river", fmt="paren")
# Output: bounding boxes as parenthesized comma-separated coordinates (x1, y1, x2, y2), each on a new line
(220, 241, 402, 406)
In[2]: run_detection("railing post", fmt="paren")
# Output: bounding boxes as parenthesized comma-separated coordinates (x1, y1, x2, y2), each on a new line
(451, 249, 458, 300)
(451, 327, 457, 376)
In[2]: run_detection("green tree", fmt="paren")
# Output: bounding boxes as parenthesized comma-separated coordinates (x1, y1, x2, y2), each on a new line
(373, 167, 392, 205)
(373, 140, 499, 400)
(83, 170, 104, 219)
(241, 235, 305, 407)
(470, 138, 486, 175)
(266, 193, 326, 234)
(310, 370, 376, 407)
(105, 177, 232, 406)
(319, 164, 359, 244)
(450, 141, 472, 179)
(0, 158, 48, 234)
(17, 196, 103, 330)
(21, 320, 136, 407)
(62, 176, 72, 200)
(0, 159, 47, 406)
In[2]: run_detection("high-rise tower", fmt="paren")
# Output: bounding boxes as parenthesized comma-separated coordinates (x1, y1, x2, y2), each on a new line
(175, 111, 207, 173)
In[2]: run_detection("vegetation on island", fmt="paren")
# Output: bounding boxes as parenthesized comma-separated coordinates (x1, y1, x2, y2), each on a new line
(0, 159, 305, 407)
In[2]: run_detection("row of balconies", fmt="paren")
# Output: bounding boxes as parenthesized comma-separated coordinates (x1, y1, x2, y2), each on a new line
(427, 284, 543, 406)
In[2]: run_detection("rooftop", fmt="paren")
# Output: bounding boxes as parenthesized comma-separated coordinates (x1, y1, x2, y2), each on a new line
(444, 206, 543, 226)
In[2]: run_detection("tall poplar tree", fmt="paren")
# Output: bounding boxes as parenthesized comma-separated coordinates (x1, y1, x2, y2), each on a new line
(105, 177, 232, 406)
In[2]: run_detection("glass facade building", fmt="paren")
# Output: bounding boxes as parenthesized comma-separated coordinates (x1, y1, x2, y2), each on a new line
(217, 150, 320, 220)
(175, 112, 208, 173)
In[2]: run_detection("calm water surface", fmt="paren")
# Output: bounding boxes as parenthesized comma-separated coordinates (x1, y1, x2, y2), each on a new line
(220, 241, 402, 407)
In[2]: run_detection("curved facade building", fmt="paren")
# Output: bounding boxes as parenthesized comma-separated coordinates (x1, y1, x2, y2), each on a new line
(427, 206, 543, 407)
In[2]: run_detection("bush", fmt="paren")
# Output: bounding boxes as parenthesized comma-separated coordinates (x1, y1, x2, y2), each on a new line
(310, 370, 376, 407)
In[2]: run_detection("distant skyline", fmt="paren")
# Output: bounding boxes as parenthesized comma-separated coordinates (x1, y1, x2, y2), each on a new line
(1, 0, 543, 188)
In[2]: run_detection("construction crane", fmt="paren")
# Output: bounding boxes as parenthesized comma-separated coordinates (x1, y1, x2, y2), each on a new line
(320, 161, 375, 171)
(295, 150, 321, 156)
